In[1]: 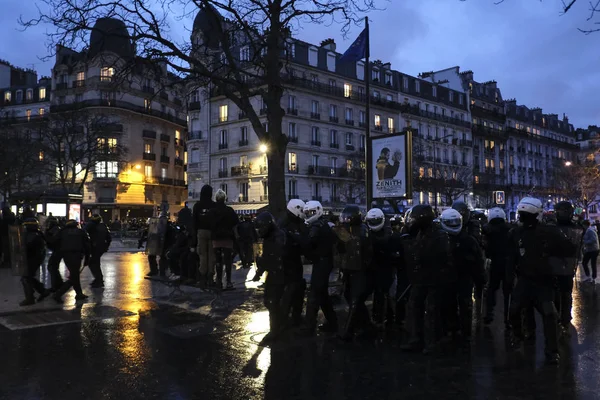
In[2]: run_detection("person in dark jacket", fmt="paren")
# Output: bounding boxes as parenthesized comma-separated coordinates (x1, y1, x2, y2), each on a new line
(278, 199, 309, 327)
(452, 200, 484, 299)
(581, 219, 599, 283)
(208, 189, 240, 290)
(482, 208, 512, 328)
(389, 216, 409, 325)
(52, 220, 91, 303)
(254, 211, 289, 344)
(366, 208, 394, 326)
(0, 206, 16, 268)
(193, 185, 216, 286)
(235, 215, 258, 269)
(401, 205, 454, 354)
(507, 197, 577, 365)
(552, 202, 583, 336)
(83, 214, 112, 288)
(177, 202, 194, 234)
(302, 201, 338, 335)
(19, 218, 51, 306)
(44, 216, 64, 292)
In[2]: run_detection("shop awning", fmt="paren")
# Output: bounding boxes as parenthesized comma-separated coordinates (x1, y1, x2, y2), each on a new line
(229, 203, 268, 215)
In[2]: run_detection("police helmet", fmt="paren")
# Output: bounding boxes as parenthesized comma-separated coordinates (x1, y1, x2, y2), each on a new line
(452, 200, 471, 223)
(254, 212, 276, 238)
(488, 207, 506, 222)
(340, 205, 362, 226)
(554, 201, 574, 224)
(517, 197, 543, 225)
(287, 199, 306, 220)
(440, 209, 463, 236)
(366, 208, 385, 232)
(409, 204, 435, 232)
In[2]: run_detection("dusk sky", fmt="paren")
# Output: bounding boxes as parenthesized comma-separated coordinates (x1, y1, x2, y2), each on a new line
(1, 0, 598, 128)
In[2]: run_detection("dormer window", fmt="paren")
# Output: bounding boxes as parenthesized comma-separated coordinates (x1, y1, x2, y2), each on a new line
(39, 87, 46, 100)
(26, 89, 33, 101)
(101, 67, 114, 82)
(372, 69, 380, 82)
(4, 91, 11, 102)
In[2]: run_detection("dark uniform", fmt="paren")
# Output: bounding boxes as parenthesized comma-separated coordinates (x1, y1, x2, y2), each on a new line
(52, 220, 91, 303)
(20, 219, 50, 306)
(483, 218, 513, 326)
(389, 226, 409, 325)
(507, 214, 577, 364)
(83, 216, 112, 287)
(236, 217, 258, 269)
(44, 217, 64, 291)
(303, 217, 338, 333)
(370, 225, 394, 325)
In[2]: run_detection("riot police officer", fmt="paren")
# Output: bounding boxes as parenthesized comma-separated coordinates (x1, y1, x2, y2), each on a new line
(440, 209, 485, 344)
(52, 220, 91, 303)
(366, 208, 394, 326)
(452, 200, 484, 299)
(389, 215, 409, 325)
(83, 214, 112, 288)
(483, 207, 512, 328)
(20, 218, 50, 306)
(401, 205, 453, 354)
(278, 199, 309, 327)
(552, 201, 583, 337)
(336, 205, 373, 340)
(44, 215, 64, 292)
(507, 197, 577, 365)
(254, 212, 288, 344)
(302, 201, 338, 335)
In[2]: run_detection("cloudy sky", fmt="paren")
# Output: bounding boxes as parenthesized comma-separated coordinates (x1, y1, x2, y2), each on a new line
(1, 0, 598, 128)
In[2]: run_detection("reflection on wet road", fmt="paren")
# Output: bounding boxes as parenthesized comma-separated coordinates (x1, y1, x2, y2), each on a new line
(0, 253, 599, 399)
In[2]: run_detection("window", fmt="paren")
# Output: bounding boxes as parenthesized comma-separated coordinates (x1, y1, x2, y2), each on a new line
(219, 53, 228, 65)
(415, 81, 420, 93)
(360, 134, 366, 150)
(39, 87, 46, 100)
(329, 79, 336, 88)
(345, 108, 353, 121)
(344, 83, 352, 98)
(327, 53, 336, 71)
(356, 61, 365, 80)
(441, 109, 446, 117)
(288, 122, 297, 139)
(288, 152, 297, 172)
(314, 182, 321, 199)
(309, 47, 318, 66)
(331, 183, 338, 201)
(161, 146, 168, 157)
(346, 159, 353, 171)
(374, 114, 381, 127)
(16, 90, 22, 103)
(287, 42, 296, 58)
(312, 127, 319, 143)
(311, 100, 319, 114)
(39, 108, 44, 115)
(26, 89, 33, 101)
(372, 69, 380, 81)
(161, 167, 168, 179)
(288, 180, 298, 196)
(100, 67, 114, 81)
(240, 155, 248, 166)
(329, 104, 337, 118)
(312, 155, 320, 168)
(432, 86, 437, 97)
(26, 110, 31, 121)
(359, 110, 366, 124)
(219, 104, 228, 122)
(144, 164, 153, 177)
(240, 182, 249, 200)
(403, 77, 409, 90)
(330, 157, 338, 174)
(288, 95, 296, 110)
(240, 46, 250, 61)
(219, 157, 228, 172)
(346, 132, 353, 145)
(219, 130, 228, 145)
(4, 91, 11, 102)
(373, 90, 380, 100)
(330, 130, 338, 145)
(76, 71, 85, 82)
(75, 94, 83, 103)
(459, 94, 463, 105)
(386, 94, 393, 102)
(449, 91, 454, 102)
(144, 99, 151, 111)
(385, 73, 392, 85)
(388, 117, 394, 133)
(144, 143, 153, 153)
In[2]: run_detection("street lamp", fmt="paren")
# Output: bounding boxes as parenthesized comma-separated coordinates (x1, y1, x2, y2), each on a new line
(565, 161, 572, 167)
(259, 144, 268, 153)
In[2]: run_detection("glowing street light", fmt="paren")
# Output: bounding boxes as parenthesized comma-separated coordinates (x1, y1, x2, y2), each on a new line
(135, 164, 142, 169)
(565, 161, 572, 167)
(259, 144, 268, 153)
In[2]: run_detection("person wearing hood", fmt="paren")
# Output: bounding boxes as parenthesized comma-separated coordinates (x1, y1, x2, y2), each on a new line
(193, 185, 217, 287)
(207, 189, 239, 290)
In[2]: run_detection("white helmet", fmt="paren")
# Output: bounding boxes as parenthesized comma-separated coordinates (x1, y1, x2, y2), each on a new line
(287, 199, 306, 219)
(488, 207, 506, 221)
(517, 197, 543, 221)
(366, 208, 385, 232)
(304, 201, 323, 225)
(440, 209, 463, 235)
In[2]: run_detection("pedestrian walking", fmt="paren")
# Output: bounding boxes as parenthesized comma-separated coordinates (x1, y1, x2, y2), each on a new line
(581, 220, 599, 283)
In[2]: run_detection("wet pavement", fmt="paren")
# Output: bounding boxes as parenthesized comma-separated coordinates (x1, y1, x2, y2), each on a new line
(1, 252, 600, 399)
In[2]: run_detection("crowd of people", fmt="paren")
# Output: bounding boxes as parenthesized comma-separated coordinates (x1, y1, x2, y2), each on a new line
(142, 184, 593, 365)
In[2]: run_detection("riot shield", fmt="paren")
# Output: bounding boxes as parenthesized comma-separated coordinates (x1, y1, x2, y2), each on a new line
(146, 217, 167, 256)
(8, 225, 28, 276)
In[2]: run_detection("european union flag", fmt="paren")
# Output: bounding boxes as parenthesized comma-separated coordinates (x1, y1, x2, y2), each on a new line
(339, 27, 368, 62)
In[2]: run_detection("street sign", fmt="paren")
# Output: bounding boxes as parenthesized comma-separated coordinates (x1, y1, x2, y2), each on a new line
(494, 191, 505, 205)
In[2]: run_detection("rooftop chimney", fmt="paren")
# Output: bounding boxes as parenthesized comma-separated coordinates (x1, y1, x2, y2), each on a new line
(320, 38, 336, 52)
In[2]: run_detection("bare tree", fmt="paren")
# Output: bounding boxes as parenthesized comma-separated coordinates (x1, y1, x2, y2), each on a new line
(35, 109, 128, 193)
(555, 159, 600, 211)
(21, 0, 381, 216)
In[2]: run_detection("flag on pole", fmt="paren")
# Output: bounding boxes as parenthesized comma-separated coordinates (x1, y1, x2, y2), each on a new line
(339, 27, 368, 62)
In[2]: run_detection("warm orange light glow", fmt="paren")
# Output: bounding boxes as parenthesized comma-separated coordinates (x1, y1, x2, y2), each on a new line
(135, 164, 142, 170)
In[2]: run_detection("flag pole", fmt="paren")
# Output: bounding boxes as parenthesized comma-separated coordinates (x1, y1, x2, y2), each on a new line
(364, 17, 372, 210)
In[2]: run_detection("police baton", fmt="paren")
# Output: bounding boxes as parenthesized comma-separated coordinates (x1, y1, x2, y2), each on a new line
(396, 284, 412, 302)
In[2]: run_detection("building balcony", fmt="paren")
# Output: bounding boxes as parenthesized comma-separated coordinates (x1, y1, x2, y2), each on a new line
(159, 92, 169, 101)
(288, 194, 299, 200)
(188, 101, 201, 111)
(345, 119, 354, 126)
(472, 124, 507, 139)
(374, 125, 383, 132)
(470, 105, 506, 123)
(160, 155, 170, 164)
(56, 82, 68, 90)
(143, 130, 156, 139)
(310, 112, 320, 120)
(329, 116, 339, 123)
(219, 116, 228, 123)
(331, 197, 341, 203)
(219, 143, 228, 150)
(399, 104, 472, 129)
(218, 170, 228, 178)
(288, 165, 298, 174)
(239, 139, 249, 146)
(188, 162, 200, 170)
(174, 137, 185, 147)
(288, 136, 298, 143)
(260, 195, 269, 202)
(311, 140, 321, 147)
(346, 144, 355, 151)
(174, 158, 184, 167)
(259, 165, 268, 174)
(160, 134, 171, 143)
(142, 86, 155, 94)
(72, 80, 85, 88)
(238, 112, 247, 119)
(93, 173, 118, 180)
(312, 196, 323, 202)
(142, 152, 156, 161)
(231, 165, 251, 177)
(359, 146, 366, 154)
(97, 197, 115, 203)
(188, 130, 202, 140)
(287, 108, 298, 116)
(359, 121, 367, 128)
(330, 143, 339, 149)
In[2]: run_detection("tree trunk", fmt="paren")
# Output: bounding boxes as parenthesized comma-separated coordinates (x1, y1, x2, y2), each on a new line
(267, 142, 287, 219)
